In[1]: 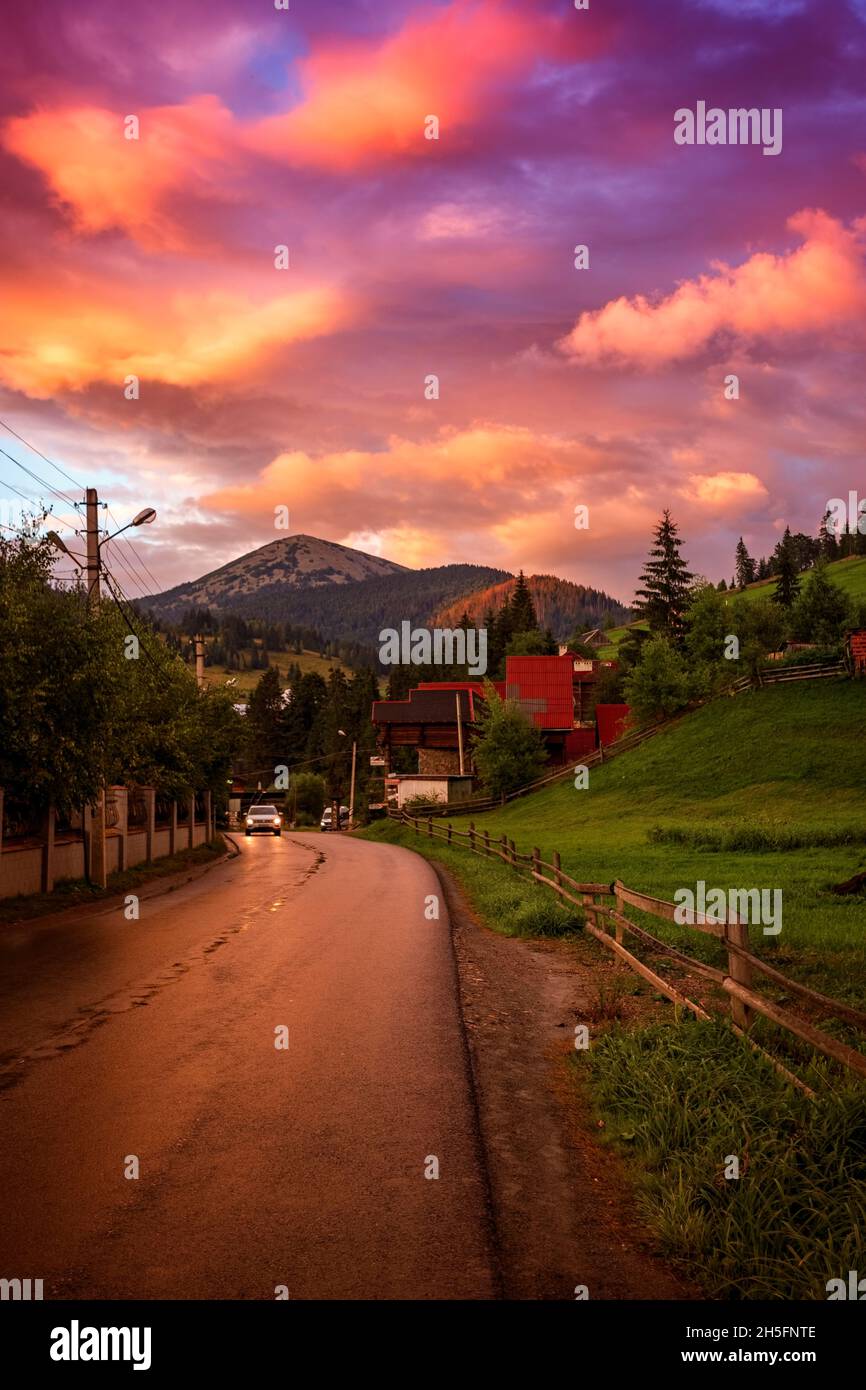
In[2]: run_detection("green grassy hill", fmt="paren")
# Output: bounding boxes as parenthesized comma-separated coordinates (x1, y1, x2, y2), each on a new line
(443, 681, 866, 998)
(733, 553, 866, 607)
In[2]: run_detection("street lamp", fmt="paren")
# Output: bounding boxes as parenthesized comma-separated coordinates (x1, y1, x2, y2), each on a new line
(48, 505, 157, 601)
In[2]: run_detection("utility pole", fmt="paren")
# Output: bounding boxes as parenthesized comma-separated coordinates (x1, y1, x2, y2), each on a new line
(195, 634, 205, 689)
(348, 740, 357, 829)
(456, 690, 465, 775)
(85, 486, 101, 606)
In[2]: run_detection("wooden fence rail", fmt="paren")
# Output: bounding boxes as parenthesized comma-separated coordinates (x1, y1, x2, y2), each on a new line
(392, 806, 866, 1090)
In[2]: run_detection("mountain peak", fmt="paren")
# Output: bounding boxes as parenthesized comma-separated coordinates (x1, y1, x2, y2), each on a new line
(150, 533, 410, 611)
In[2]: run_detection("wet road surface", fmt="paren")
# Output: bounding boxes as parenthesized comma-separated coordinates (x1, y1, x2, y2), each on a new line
(0, 834, 498, 1299)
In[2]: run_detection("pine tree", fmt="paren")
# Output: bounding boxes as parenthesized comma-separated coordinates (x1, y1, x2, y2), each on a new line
(634, 511, 694, 641)
(508, 571, 537, 634)
(819, 509, 839, 562)
(772, 526, 802, 609)
(734, 537, 757, 590)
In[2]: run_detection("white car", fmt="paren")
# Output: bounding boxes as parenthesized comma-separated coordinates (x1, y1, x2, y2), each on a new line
(320, 805, 350, 832)
(244, 804, 283, 837)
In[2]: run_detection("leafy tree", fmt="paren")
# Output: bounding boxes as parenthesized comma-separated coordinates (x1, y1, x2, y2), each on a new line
(634, 511, 694, 642)
(506, 628, 556, 657)
(244, 666, 284, 768)
(788, 563, 854, 648)
(290, 772, 326, 824)
(623, 637, 693, 724)
(772, 527, 802, 609)
(732, 596, 787, 675)
(472, 680, 547, 800)
(734, 537, 757, 589)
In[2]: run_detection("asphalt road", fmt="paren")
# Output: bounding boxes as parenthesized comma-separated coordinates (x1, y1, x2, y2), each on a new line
(0, 834, 499, 1299)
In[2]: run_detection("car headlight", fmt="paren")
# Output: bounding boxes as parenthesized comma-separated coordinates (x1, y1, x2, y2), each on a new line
(246, 816, 254, 825)
(273, 817, 280, 825)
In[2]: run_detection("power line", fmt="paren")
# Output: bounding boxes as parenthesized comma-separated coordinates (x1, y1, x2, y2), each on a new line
(0, 417, 85, 492)
(0, 472, 79, 531)
(0, 442, 77, 508)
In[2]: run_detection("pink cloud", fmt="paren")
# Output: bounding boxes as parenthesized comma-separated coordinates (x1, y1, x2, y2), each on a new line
(558, 210, 866, 367)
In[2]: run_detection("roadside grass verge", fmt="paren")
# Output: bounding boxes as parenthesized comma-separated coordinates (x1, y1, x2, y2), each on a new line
(0, 836, 227, 926)
(363, 817, 582, 938)
(578, 1020, 866, 1300)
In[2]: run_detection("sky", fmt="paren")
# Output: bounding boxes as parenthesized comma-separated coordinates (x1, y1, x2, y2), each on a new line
(0, 0, 864, 604)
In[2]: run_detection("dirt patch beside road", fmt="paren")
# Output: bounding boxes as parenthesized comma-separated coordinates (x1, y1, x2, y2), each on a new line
(436, 862, 698, 1301)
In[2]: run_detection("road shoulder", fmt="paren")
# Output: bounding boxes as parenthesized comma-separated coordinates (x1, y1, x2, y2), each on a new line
(435, 861, 698, 1300)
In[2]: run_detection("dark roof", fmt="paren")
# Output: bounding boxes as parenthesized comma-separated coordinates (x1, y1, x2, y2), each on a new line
(372, 688, 474, 725)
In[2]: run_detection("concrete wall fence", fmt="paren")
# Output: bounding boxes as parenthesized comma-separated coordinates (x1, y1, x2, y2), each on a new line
(0, 786, 214, 902)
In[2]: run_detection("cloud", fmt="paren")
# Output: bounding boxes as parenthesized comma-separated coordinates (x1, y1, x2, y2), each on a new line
(3, 96, 239, 250)
(558, 210, 866, 367)
(2, 3, 554, 247)
(683, 471, 769, 508)
(249, 1, 536, 170)
(0, 278, 351, 396)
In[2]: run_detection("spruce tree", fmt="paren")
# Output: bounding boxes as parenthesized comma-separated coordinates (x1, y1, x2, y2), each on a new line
(634, 511, 694, 641)
(734, 537, 757, 589)
(509, 571, 538, 634)
(772, 527, 802, 609)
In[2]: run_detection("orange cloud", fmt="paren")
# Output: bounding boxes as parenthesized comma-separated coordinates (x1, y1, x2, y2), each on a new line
(250, 1, 534, 170)
(2, 4, 547, 246)
(0, 278, 350, 396)
(3, 96, 238, 249)
(558, 210, 866, 367)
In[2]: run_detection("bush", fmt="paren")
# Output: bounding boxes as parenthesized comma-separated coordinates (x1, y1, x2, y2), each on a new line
(623, 637, 694, 724)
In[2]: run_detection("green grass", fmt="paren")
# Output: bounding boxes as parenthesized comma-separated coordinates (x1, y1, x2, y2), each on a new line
(419, 680, 866, 1003)
(594, 620, 649, 660)
(579, 1020, 866, 1299)
(203, 649, 354, 693)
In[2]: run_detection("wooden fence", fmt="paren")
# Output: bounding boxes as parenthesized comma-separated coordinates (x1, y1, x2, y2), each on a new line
(392, 807, 866, 1095)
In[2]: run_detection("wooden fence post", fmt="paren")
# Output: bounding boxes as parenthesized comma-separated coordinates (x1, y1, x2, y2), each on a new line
(509, 837, 516, 867)
(553, 849, 561, 891)
(613, 881, 624, 943)
(484, 829, 491, 857)
(469, 822, 475, 853)
(447, 822, 452, 845)
(532, 846, 540, 880)
(725, 915, 754, 1031)
(427, 816, 433, 838)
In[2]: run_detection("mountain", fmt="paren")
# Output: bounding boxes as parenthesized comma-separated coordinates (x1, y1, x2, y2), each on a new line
(433, 573, 631, 640)
(146, 535, 511, 650)
(149, 534, 409, 616)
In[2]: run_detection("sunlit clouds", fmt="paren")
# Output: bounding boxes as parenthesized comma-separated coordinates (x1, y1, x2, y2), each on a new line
(0, 0, 864, 594)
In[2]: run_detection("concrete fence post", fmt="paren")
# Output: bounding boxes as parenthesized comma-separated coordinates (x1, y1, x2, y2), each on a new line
(113, 786, 128, 874)
(90, 790, 107, 890)
(40, 801, 56, 893)
(169, 800, 178, 856)
(188, 794, 195, 849)
(143, 788, 156, 865)
(204, 789, 213, 842)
